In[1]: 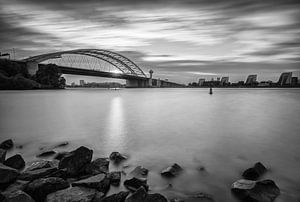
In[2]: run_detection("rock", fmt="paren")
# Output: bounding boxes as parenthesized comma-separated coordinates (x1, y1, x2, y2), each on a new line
(0, 149, 6, 163)
(0, 139, 13, 150)
(99, 191, 130, 202)
(25, 160, 58, 171)
(0, 163, 19, 184)
(161, 163, 182, 177)
(2, 190, 34, 202)
(46, 186, 99, 202)
(188, 193, 214, 202)
(85, 158, 109, 175)
(0, 193, 5, 201)
(107, 171, 121, 186)
(130, 166, 148, 178)
(231, 179, 280, 202)
(242, 162, 267, 180)
(58, 146, 93, 176)
(109, 152, 127, 163)
(170, 199, 185, 202)
(4, 180, 29, 193)
(125, 187, 147, 202)
(144, 193, 168, 202)
(54, 152, 69, 160)
(19, 167, 58, 181)
(72, 173, 110, 194)
(36, 150, 56, 158)
(25, 177, 69, 201)
(4, 154, 25, 170)
(53, 141, 69, 148)
(124, 177, 148, 192)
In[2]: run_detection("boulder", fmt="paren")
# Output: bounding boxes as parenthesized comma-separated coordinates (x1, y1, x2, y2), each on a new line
(125, 187, 147, 202)
(36, 150, 56, 158)
(99, 191, 130, 202)
(161, 163, 182, 177)
(54, 152, 69, 160)
(19, 167, 58, 181)
(0, 193, 4, 201)
(58, 146, 93, 176)
(85, 158, 109, 175)
(231, 179, 280, 202)
(53, 141, 69, 148)
(25, 160, 58, 171)
(72, 173, 110, 194)
(130, 166, 148, 178)
(188, 193, 214, 202)
(109, 152, 127, 163)
(3, 180, 29, 193)
(242, 162, 267, 180)
(25, 177, 69, 201)
(124, 177, 148, 192)
(0, 149, 6, 163)
(2, 190, 34, 202)
(46, 186, 99, 202)
(0, 139, 13, 150)
(107, 171, 121, 186)
(4, 154, 25, 170)
(144, 193, 168, 202)
(170, 199, 185, 202)
(0, 163, 19, 184)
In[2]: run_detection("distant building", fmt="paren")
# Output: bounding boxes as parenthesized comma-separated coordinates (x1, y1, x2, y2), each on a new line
(220, 77, 229, 86)
(258, 80, 272, 87)
(291, 77, 298, 86)
(71, 82, 76, 87)
(217, 77, 220, 81)
(80, 80, 85, 86)
(198, 78, 205, 86)
(278, 72, 292, 86)
(245, 75, 257, 85)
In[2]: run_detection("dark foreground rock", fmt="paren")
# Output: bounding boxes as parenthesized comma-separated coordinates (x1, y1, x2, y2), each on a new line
(36, 150, 56, 158)
(4, 154, 25, 170)
(58, 146, 93, 176)
(125, 187, 167, 202)
(109, 152, 127, 163)
(99, 191, 130, 202)
(0, 163, 19, 184)
(72, 173, 110, 194)
(54, 152, 69, 160)
(25, 177, 69, 201)
(2, 190, 34, 202)
(130, 166, 148, 178)
(242, 162, 267, 180)
(4, 180, 29, 193)
(19, 167, 58, 181)
(46, 186, 100, 202)
(107, 171, 121, 186)
(161, 163, 182, 177)
(124, 177, 148, 192)
(0, 149, 6, 163)
(188, 193, 214, 202)
(231, 179, 280, 202)
(0, 139, 13, 150)
(25, 160, 58, 171)
(53, 141, 69, 148)
(85, 158, 109, 175)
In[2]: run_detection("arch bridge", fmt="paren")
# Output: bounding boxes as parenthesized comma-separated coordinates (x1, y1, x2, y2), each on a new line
(22, 49, 184, 88)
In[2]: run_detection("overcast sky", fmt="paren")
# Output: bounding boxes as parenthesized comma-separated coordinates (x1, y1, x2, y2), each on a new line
(0, 0, 299, 83)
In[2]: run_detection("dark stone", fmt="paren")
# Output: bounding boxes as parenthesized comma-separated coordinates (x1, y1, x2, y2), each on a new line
(54, 152, 69, 160)
(170, 199, 185, 202)
(4, 154, 25, 170)
(25, 177, 69, 201)
(242, 162, 267, 180)
(231, 179, 280, 202)
(53, 141, 69, 148)
(144, 193, 168, 202)
(19, 167, 58, 181)
(4, 180, 29, 193)
(124, 177, 148, 192)
(0, 149, 6, 163)
(0, 139, 13, 150)
(0, 163, 19, 184)
(99, 191, 130, 202)
(72, 173, 110, 194)
(58, 146, 93, 176)
(47, 168, 69, 179)
(109, 152, 127, 163)
(107, 171, 121, 186)
(46, 186, 99, 202)
(25, 159, 58, 171)
(0, 193, 4, 202)
(2, 190, 34, 202)
(85, 158, 109, 175)
(125, 187, 147, 202)
(161, 163, 182, 177)
(36, 150, 56, 158)
(130, 166, 148, 178)
(188, 193, 214, 202)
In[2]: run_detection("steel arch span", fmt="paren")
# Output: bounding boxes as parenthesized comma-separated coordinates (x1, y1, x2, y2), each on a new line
(22, 49, 147, 77)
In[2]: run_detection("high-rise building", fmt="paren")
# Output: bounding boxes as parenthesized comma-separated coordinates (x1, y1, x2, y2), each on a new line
(80, 80, 85, 86)
(220, 77, 229, 86)
(198, 78, 205, 86)
(278, 72, 292, 86)
(291, 77, 298, 86)
(245, 75, 257, 85)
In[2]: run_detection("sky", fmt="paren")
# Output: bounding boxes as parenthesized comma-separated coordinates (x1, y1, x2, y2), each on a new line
(0, 0, 300, 84)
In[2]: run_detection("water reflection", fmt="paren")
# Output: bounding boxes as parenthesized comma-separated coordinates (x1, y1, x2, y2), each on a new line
(104, 96, 125, 151)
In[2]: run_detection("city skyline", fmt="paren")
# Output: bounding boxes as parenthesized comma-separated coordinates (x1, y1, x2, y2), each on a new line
(0, 0, 300, 83)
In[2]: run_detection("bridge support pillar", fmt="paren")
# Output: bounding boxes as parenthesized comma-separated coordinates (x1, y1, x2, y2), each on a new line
(26, 61, 39, 76)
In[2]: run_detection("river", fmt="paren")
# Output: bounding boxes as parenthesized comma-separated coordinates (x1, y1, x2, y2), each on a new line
(0, 88, 299, 201)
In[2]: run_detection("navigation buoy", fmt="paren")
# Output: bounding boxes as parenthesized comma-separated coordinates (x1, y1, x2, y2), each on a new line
(209, 87, 213, 95)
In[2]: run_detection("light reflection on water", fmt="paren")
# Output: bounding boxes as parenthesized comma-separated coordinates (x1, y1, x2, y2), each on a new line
(0, 88, 300, 202)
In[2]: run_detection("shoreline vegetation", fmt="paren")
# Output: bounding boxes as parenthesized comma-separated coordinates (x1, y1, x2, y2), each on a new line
(0, 139, 281, 202)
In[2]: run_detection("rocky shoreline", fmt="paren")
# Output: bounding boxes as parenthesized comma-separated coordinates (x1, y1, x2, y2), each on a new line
(0, 139, 280, 202)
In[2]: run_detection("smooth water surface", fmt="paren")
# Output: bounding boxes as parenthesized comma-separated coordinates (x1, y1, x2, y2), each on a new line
(0, 88, 299, 201)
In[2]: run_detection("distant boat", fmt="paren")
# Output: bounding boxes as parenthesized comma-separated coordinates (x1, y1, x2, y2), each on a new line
(209, 87, 213, 95)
